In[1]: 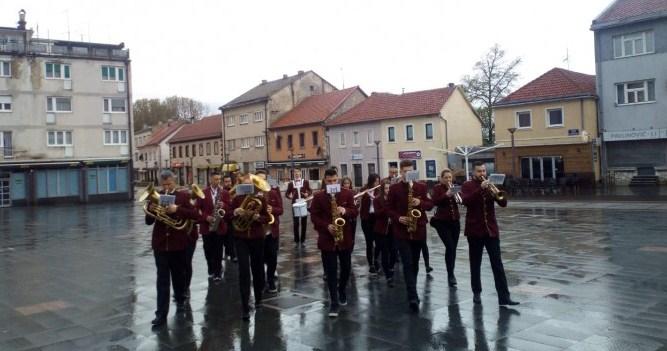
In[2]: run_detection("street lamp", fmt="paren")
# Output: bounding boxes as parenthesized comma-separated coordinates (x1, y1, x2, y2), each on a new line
(508, 127, 517, 177)
(374, 140, 381, 176)
(289, 148, 295, 179)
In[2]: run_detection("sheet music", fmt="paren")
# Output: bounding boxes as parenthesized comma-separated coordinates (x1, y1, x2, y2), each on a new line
(159, 195, 175, 206)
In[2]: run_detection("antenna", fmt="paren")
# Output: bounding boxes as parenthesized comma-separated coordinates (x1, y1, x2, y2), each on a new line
(562, 48, 570, 70)
(340, 67, 345, 89)
(65, 10, 70, 40)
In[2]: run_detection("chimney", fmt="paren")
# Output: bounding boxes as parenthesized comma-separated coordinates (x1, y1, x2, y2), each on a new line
(298, 70, 304, 75)
(17, 9, 26, 30)
(261, 79, 267, 84)
(283, 74, 288, 79)
(448, 83, 456, 88)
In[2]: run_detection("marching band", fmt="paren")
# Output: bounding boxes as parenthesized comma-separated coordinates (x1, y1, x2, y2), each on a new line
(142, 161, 519, 326)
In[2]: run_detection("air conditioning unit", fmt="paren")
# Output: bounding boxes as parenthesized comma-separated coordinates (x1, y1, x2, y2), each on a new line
(102, 114, 111, 124)
(63, 80, 72, 90)
(117, 82, 125, 92)
(46, 113, 56, 124)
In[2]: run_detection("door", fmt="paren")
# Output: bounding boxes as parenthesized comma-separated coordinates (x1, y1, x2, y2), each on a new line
(352, 163, 363, 188)
(0, 172, 10, 207)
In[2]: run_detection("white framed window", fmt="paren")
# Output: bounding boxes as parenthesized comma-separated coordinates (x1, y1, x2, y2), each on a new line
(47, 97, 72, 112)
(613, 31, 654, 58)
(425, 160, 437, 179)
(47, 130, 72, 146)
(425, 123, 434, 140)
(353, 131, 360, 146)
(226, 115, 235, 127)
(405, 124, 414, 141)
(545, 108, 564, 127)
(255, 135, 265, 147)
(515, 111, 531, 129)
(254, 111, 264, 122)
(101, 66, 125, 81)
(387, 126, 396, 142)
(0, 96, 11, 112)
(339, 132, 346, 147)
(104, 130, 128, 145)
(241, 138, 250, 149)
(340, 163, 348, 177)
(45, 62, 71, 79)
(239, 114, 249, 125)
(103, 98, 127, 113)
(367, 130, 374, 145)
(616, 80, 655, 105)
(0, 61, 10, 77)
(226, 139, 236, 151)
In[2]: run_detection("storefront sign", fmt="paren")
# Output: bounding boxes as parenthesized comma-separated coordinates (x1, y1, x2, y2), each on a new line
(398, 150, 422, 159)
(288, 153, 305, 160)
(568, 129, 580, 136)
(604, 128, 667, 142)
(254, 161, 265, 169)
(351, 152, 363, 160)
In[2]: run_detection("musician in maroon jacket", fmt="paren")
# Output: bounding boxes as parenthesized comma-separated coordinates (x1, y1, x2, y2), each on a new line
(145, 170, 199, 327)
(231, 173, 272, 320)
(430, 168, 461, 288)
(460, 161, 518, 306)
(256, 170, 284, 293)
(360, 174, 381, 275)
(372, 180, 395, 286)
(386, 160, 434, 312)
(221, 174, 237, 262)
(196, 172, 231, 282)
(309, 168, 358, 318)
(285, 169, 311, 246)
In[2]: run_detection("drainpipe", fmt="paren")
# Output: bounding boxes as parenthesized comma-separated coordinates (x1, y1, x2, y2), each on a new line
(265, 101, 269, 169)
(219, 107, 226, 168)
(125, 56, 134, 200)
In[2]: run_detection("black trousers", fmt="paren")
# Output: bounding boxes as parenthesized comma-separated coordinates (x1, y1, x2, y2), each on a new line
(421, 240, 430, 268)
(292, 216, 308, 243)
(433, 220, 461, 276)
(264, 234, 279, 285)
(223, 224, 236, 259)
(321, 249, 352, 307)
(375, 234, 395, 279)
(396, 239, 423, 303)
(236, 237, 265, 309)
(154, 249, 187, 317)
(361, 216, 379, 268)
(203, 233, 224, 277)
(185, 241, 196, 291)
(467, 236, 511, 301)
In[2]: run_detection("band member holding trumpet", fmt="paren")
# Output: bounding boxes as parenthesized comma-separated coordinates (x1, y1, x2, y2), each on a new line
(143, 170, 200, 327)
(309, 168, 358, 318)
(231, 173, 274, 320)
(459, 162, 518, 306)
(430, 168, 461, 288)
(255, 170, 284, 294)
(286, 169, 311, 247)
(196, 172, 231, 283)
(387, 160, 434, 312)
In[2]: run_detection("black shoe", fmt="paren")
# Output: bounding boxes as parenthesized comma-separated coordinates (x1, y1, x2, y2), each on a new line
(387, 278, 394, 288)
(409, 300, 419, 313)
(448, 275, 457, 288)
(151, 315, 167, 326)
(213, 275, 222, 283)
(369, 266, 378, 275)
(267, 282, 278, 293)
(473, 294, 482, 304)
(426, 266, 433, 274)
(328, 305, 339, 318)
(499, 299, 520, 306)
(339, 292, 348, 306)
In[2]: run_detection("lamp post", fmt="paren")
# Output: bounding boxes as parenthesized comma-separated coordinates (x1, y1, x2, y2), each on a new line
(289, 148, 295, 179)
(374, 139, 381, 176)
(508, 127, 517, 177)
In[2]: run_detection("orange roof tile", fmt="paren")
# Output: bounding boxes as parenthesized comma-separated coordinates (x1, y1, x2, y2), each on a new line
(270, 87, 362, 129)
(168, 115, 223, 144)
(495, 68, 596, 107)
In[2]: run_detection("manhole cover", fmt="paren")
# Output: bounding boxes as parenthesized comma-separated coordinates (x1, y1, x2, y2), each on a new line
(262, 293, 320, 310)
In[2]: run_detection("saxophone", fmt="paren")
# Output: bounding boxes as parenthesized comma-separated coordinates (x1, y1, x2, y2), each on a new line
(210, 188, 226, 231)
(331, 194, 346, 246)
(406, 181, 422, 237)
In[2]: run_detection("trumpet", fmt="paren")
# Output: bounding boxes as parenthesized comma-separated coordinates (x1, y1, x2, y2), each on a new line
(481, 176, 506, 201)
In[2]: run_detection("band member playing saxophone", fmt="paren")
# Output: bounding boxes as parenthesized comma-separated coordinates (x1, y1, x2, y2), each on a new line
(255, 170, 284, 294)
(430, 168, 461, 288)
(459, 161, 518, 306)
(309, 168, 358, 318)
(387, 160, 434, 312)
(196, 172, 231, 283)
(143, 170, 199, 327)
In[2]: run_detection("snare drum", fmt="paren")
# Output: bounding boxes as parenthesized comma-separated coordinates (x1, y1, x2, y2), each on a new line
(292, 199, 308, 217)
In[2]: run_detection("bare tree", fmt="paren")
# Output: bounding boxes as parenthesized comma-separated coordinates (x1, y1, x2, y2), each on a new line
(164, 96, 209, 122)
(133, 96, 210, 131)
(462, 44, 521, 145)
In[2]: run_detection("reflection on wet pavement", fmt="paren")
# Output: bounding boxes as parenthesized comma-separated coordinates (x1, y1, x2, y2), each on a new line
(1, 200, 666, 350)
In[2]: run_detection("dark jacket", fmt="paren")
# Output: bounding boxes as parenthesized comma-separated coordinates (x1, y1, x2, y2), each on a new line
(285, 179, 311, 204)
(372, 195, 390, 235)
(196, 186, 231, 235)
(386, 181, 434, 241)
(430, 183, 460, 222)
(231, 194, 272, 240)
(267, 187, 284, 238)
(459, 178, 507, 238)
(309, 188, 358, 251)
(146, 190, 199, 252)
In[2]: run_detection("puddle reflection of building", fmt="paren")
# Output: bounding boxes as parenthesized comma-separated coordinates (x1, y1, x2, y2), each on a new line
(472, 304, 520, 351)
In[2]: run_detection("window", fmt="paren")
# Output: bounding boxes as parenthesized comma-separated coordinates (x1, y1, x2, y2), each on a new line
(287, 134, 293, 149)
(405, 125, 414, 141)
(191, 144, 196, 156)
(47, 97, 72, 112)
(387, 126, 395, 142)
(339, 132, 346, 147)
(239, 114, 249, 125)
(226, 140, 236, 151)
(254, 111, 264, 122)
(103, 98, 127, 113)
(312, 131, 318, 146)
(0, 96, 11, 112)
(388, 161, 398, 170)
(172, 147, 176, 158)
(179, 146, 183, 158)
(352, 131, 360, 146)
(104, 130, 128, 145)
(255, 136, 265, 147)
(546, 108, 563, 127)
(276, 135, 282, 150)
(0, 61, 10, 77)
(368, 163, 376, 175)
(426, 160, 436, 178)
(47, 131, 72, 146)
(1, 131, 12, 158)
(199, 143, 204, 156)
(516, 111, 531, 129)
(367, 130, 374, 145)
(206, 142, 211, 155)
(45, 63, 71, 79)
(520, 156, 564, 180)
(613, 31, 654, 58)
(616, 80, 655, 105)
(340, 164, 348, 177)
(226, 116, 235, 127)
(299, 133, 305, 148)
(101, 66, 125, 81)
(185, 145, 189, 157)
(213, 141, 219, 155)
(425, 123, 434, 140)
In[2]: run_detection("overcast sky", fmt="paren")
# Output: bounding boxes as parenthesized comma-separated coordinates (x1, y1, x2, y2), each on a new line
(2, 0, 611, 112)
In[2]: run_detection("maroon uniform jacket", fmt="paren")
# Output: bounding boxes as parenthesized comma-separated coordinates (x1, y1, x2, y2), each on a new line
(309, 188, 358, 252)
(230, 194, 272, 240)
(387, 181, 434, 241)
(285, 179, 311, 204)
(266, 187, 284, 238)
(196, 186, 232, 235)
(146, 190, 199, 252)
(430, 183, 460, 222)
(372, 195, 390, 235)
(459, 178, 507, 238)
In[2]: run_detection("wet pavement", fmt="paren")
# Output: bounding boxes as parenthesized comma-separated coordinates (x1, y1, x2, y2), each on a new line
(1, 198, 667, 351)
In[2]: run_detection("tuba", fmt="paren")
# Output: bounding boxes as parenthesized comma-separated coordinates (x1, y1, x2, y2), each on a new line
(406, 180, 422, 237)
(232, 174, 275, 233)
(331, 193, 346, 246)
(140, 184, 203, 231)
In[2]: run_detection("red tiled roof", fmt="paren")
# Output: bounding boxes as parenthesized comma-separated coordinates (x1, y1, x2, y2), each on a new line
(495, 68, 596, 107)
(168, 115, 223, 144)
(326, 86, 456, 127)
(270, 87, 362, 129)
(592, 0, 667, 29)
(140, 120, 186, 148)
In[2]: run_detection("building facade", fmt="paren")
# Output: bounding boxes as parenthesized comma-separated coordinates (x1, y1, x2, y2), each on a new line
(592, 0, 667, 184)
(168, 115, 223, 186)
(0, 11, 132, 206)
(494, 68, 600, 184)
(135, 120, 185, 183)
(132, 125, 152, 181)
(267, 87, 366, 182)
(326, 85, 482, 186)
(219, 70, 336, 173)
